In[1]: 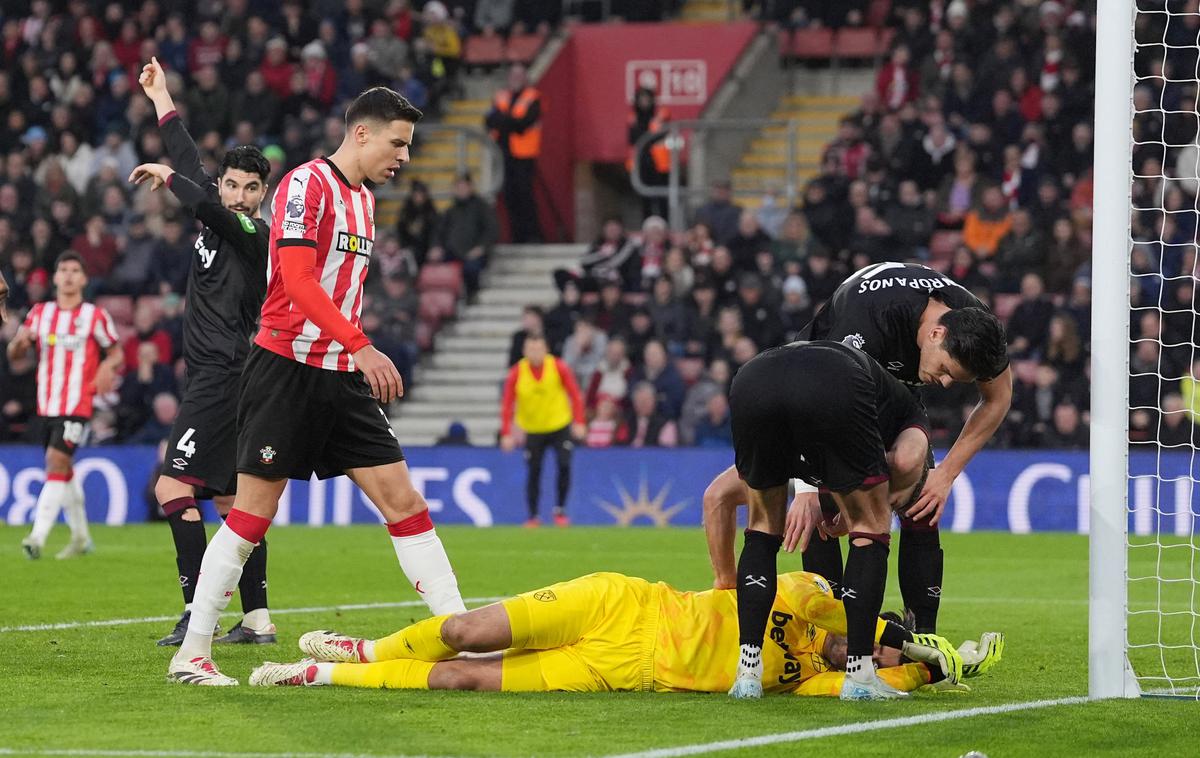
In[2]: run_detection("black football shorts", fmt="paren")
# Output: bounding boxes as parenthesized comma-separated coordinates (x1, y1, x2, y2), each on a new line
(163, 369, 241, 498)
(41, 415, 90, 456)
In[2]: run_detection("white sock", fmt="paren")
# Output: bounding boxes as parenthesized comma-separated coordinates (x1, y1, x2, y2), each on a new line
(390, 529, 466, 615)
(313, 662, 335, 685)
(360, 639, 377, 662)
(243, 607, 272, 632)
(61, 477, 90, 543)
(174, 523, 255, 662)
(28, 480, 67, 546)
(846, 655, 876, 683)
(736, 644, 763, 680)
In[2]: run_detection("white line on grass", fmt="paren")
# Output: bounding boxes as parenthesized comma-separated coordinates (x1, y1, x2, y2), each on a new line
(0, 750, 434, 758)
(0, 596, 506, 633)
(602, 695, 1091, 758)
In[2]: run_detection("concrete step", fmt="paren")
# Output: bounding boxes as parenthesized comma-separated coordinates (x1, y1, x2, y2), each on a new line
(430, 350, 509, 369)
(437, 334, 510, 352)
(402, 399, 499, 417)
(462, 302, 524, 321)
(394, 416, 501, 441)
(749, 136, 829, 153)
(494, 244, 586, 257)
(408, 383, 501, 403)
(477, 287, 556, 305)
(762, 123, 843, 137)
(742, 153, 820, 168)
(419, 367, 507, 384)
(490, 259, 569, 277)
(781, 95, 859, 108)
(483, 271, 554, 288)
(448, 320, 524, 338)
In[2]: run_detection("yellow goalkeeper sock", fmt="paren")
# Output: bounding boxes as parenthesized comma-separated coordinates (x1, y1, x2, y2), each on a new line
(372, 615, 458, 661)
(330, 660, 436, 689)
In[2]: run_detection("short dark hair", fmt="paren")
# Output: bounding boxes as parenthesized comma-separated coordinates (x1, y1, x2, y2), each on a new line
(55, 250, 85, 272)
(939, 306, 1008, 382)
(220, 145, 270, 182)
(345, 86, 422, 128)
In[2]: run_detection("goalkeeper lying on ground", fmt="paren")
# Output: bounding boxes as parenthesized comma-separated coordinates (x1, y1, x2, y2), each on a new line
(250, 570, 1003, 695)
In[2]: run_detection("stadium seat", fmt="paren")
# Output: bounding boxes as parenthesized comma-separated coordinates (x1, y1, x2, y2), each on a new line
(992, 293, 1021, 323)
(779, 28, 836, 61)
(417, 262, 464, 299)
(418, 289, 458, 323)
(463, 32, 506, 69)
(506, 32, 547, 64)
(96, 295, 134, 326)
(835, 28, 887, 63)
(416, 319, 436, 352)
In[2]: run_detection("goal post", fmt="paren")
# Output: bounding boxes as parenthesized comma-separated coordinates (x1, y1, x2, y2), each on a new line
(1089, 0, 1137, 700)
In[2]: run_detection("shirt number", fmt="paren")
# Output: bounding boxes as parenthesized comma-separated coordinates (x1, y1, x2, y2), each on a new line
(177, 428, 197, 458)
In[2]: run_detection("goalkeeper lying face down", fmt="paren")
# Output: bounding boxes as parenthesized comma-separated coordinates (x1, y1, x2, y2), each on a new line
(250, 570, 1003, 695)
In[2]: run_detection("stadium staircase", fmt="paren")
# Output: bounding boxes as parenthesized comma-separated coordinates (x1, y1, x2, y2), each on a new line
(392, 243, 586, 447)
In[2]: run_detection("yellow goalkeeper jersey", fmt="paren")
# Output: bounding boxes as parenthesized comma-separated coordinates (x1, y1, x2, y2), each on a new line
(652, 571, 846, 694)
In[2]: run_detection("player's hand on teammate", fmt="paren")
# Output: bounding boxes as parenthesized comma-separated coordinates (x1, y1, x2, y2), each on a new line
(138, 56, 170, 101)
(783, 491, 823, 553)
(353, 344, 403, 404)
(499, 434, 516, 452)
(907, 466, 953, 525)
(129, 163, 174, 192)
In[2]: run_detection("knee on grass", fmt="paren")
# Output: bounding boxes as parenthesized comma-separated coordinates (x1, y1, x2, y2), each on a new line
(440, 613, 498, 653)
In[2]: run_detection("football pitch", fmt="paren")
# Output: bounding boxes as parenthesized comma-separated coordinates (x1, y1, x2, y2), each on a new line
(2, 526, 1195, 757)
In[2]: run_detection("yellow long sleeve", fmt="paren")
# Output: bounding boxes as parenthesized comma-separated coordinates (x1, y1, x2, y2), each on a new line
(791, 663, 932, 696)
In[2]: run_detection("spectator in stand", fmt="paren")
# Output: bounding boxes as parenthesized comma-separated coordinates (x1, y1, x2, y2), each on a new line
(662, 245, 694, 298)
(1045, 312, 1085, 381)
(1007, 272, 1056, 360)
(693, 393, 732, 448)
(361, 274, 420, 390)
(397, 179, 439, 263)
(634, 215, 670, 285)
(118, 341, 178, 436)
(509, 305, 545, 367)
(585, 394, 626, 448)
(1038, 401, 1088, 449)
(107, 213, 158, 295)
(884, 179, 934, 260)
(475, 0, 516, 35)
(575, 216, 639, 292)
(727, 210, 772, 273)
(692, 179, 741, 246)
(486, 64, 542, 243)
(935, 147, 982, 229)
(593, 277, 633, 335)
(435, 421, 472, 447)
(184, 66, 230, 140)
(779, 274, 813, 343)
(992, 209, 1043, 293)
(544, 279, 581, 353)
(338, 43, 383, 105)
(736, 274, 783, 350)
(626, 381, 676, 448)
(962, 184, 1013, 259)
(71, 215, 119, 286)
(647, 275, 688, 354)
(153, 215, 192, 294)
(428, 173, 498, 296)
(259, 38, 295, 100)
(422, 2, 462, 82)
(585, 336, 631, 413)
(628, 86, 671, 219)
(630, 339, 684, 420)
(823, 117, 872, 180)
(1159, 394, 1193, 448)
(755, 186, 789, 240)
(499, 334, 586, 527)
(877, 45, 919, 112)
(122, 303, 173, 374)
(708, 245, 739, 306)
(300, 41, 337, 110)
(683, 274, 718, 358)
(561, 318, 607, 389)
(1043, 216, 1089, 294)
(679, 358, 730, 446)
(947, 245, 990, 293)
(128, 391, 180, 445)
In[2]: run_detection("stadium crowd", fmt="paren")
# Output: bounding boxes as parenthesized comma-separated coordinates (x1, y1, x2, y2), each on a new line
(518, 0, 1112, 450)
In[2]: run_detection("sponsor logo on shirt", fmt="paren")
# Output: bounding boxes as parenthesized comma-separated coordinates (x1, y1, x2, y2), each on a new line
(336, 231, 374, 257)
(195, 236, 216, 269)
(856, 276, 951, 294)
(46, 333, 84, 350)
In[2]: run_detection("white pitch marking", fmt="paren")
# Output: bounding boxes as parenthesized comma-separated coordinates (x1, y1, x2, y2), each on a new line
(602, 696, 1091, 758)
(0, 750, 433, 758)
(0, 596, 506, 633)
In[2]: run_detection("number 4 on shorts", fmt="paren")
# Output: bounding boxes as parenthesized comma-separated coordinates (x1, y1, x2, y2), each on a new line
(177, 428, 197, 458)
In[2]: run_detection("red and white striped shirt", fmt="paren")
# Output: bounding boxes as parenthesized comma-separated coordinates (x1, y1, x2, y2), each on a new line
(257, 157, 376, 372)
(23, 301, 119, 418)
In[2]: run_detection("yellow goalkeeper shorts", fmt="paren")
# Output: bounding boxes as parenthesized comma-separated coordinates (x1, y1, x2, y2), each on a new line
(500, 572, 659, 692)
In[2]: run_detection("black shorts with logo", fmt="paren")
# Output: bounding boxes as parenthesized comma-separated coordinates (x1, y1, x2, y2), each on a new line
(40, 416, 90, 456)
(236, 345, 404, 480)
(164, 369, 241, 499)
(730, 341, 891, 493)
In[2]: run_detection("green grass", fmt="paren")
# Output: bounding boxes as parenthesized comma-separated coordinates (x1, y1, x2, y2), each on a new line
(2, 526, 1197, 757)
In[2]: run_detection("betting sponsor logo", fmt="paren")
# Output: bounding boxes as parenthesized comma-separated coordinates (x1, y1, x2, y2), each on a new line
(336, 231, 374, 257)
(46, 334, 84, 350)
(768, 609, 805, 685)
(195, 236, 216, 269)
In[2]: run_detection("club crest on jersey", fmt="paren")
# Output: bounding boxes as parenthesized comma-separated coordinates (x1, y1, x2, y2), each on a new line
(336, 231, 373, 257)
(259, 445, 277, 464)
(841, 333, 866, 350)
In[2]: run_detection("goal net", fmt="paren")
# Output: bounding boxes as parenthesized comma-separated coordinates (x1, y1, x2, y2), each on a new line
(1094, 0, 1200, 699)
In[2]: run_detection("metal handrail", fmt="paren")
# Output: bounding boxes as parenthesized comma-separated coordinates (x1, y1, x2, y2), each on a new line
(384, 124, 505, 201)
(630, 118, 800, 231)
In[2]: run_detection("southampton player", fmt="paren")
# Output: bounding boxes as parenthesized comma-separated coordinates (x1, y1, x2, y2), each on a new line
(168, 87, 466, 686)
(725, 340, 965, 700)
(131, 57, 275, 647)
(9, 253, 122, 559)
(250, 571, 1001, 694)
(797, 262, 1010, 635)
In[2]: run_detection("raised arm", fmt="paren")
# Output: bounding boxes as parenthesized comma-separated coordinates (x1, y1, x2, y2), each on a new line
(138, 57, 210, 187)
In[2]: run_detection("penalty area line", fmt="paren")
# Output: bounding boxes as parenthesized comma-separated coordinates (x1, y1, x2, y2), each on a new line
(0, 750, 435, 758)
(602, 695, 1091, 758)
(0, 596, 507, 633)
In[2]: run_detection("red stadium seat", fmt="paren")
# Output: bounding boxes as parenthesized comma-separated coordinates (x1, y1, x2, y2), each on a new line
(835, 28, 886, 62)
(416, 319, 436, 352)
(780, 28, 836, 61)
(96, 295, 134, 326)
(463, 32, 505, 68)
(506, 32, 547, 64)
(417, 262, 464, 299)
(992, 293, 1021, 323)
(418, 289, 457, 323)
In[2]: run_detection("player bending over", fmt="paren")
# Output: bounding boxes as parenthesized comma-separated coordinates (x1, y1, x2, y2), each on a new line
(10, 253, 122, 559)
(132, 57, 276, 647)
(167, 87, 466, 686)
(250, 570, 1002, 694)
(799, 262, 1009, 634)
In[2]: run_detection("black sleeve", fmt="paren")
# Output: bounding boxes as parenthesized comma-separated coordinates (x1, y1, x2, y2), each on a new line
(509, 97, 541, 133)
(168, 173, 267, 257)
(159, 112, 214, 191)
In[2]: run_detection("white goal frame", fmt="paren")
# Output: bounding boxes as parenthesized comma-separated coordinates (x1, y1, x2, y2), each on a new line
(1090, 0, 1141, 700)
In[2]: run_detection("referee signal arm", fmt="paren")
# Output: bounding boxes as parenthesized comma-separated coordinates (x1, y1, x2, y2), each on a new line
(277, 243, 403, 403)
